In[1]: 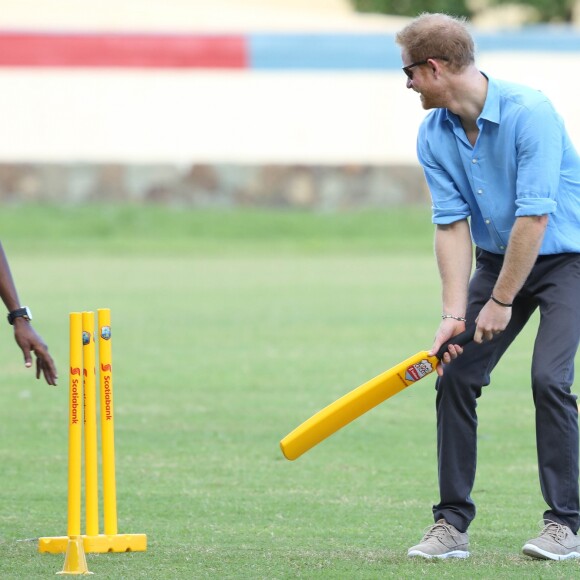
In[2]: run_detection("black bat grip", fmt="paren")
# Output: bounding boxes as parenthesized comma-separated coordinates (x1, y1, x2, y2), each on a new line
(435, 324, 476, 361)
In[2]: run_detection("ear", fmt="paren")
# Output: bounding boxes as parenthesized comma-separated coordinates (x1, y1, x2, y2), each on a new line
(427, 58, 444, 78)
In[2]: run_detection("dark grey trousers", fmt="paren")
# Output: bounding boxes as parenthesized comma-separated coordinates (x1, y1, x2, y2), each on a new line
(433, 248, 580, 534)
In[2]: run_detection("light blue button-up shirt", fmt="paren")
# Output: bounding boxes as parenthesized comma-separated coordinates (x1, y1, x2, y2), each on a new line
(417, 75, 580, 255)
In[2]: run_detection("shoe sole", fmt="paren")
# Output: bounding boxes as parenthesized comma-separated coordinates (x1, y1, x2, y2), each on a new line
(522, 543, 580, 561)
(408, 549, 470, 559)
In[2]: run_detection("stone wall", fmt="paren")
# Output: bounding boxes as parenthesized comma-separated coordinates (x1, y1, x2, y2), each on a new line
(0, 163, 429, 208)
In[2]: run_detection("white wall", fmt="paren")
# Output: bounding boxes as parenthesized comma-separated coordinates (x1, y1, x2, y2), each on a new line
(0, 70, 416, 164)
(0, 54, 578, 165)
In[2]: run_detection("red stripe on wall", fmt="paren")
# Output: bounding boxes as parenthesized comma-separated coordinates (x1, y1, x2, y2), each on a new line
(0, 32, 248, 68)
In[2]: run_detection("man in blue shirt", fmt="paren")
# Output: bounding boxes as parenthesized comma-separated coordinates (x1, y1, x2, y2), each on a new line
(396, 13, 580, 560)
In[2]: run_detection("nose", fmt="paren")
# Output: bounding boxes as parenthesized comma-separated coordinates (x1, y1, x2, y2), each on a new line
(406, 77, 413, 89)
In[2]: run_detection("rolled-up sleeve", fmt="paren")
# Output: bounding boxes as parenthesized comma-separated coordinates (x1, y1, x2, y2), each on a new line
(515, 101, 562, 217)
(417, 128, 471, 224)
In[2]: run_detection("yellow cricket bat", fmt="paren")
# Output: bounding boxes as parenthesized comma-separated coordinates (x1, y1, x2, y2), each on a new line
(280, 326, 474, 460)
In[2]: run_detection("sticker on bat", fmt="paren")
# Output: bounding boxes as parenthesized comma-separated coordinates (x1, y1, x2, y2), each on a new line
(405, 359, 434, 382)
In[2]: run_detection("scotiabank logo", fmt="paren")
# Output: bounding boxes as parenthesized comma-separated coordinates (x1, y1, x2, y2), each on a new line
(101, 363, 113, 420)
(70, 374, 80, 424)
(70, 367, 81, 376)
(405, 359, 434, 382)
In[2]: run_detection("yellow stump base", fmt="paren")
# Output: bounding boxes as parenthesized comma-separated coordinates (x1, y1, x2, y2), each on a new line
(39, 533, 147, 554)
(56, 536, 93, 575)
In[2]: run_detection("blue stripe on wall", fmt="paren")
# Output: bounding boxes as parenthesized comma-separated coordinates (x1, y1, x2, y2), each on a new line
(250, 34, 400, 70)
(249, 27, 580, 71)
(476, 26, 580, 52)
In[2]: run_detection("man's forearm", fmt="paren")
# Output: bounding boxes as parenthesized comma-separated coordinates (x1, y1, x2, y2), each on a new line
(492, 215, 548, 304)
(435, 220, 473, 317)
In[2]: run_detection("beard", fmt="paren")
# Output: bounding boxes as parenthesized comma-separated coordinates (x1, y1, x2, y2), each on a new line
(419, 91, 446, 110)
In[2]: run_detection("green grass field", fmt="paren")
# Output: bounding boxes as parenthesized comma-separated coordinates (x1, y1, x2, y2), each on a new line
(0, 205, 578, 578)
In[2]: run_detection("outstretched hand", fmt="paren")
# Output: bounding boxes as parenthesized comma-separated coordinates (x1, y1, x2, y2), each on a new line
(13, 320, 58, 385)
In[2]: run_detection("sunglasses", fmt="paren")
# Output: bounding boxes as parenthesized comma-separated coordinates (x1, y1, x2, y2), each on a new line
(402, 56, 449, 80)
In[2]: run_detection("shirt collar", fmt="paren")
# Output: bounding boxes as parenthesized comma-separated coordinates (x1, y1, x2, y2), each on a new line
(478, 73, 500, 125)
(444, 71, 499, 126)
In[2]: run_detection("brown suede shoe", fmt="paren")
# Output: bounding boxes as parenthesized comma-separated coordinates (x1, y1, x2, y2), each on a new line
(408, 519, 469, 559)
(522, 521, 580, 561)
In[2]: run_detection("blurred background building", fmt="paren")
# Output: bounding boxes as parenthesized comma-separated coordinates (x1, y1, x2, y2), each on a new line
(0, 0, 578, 208)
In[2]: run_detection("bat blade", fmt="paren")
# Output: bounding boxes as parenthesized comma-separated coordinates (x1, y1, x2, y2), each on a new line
(280, 325, 475, 461)
(280, 350, 438, 461)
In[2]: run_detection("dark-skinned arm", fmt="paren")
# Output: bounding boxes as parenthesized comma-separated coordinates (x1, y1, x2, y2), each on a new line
(0, 242, 58, 385)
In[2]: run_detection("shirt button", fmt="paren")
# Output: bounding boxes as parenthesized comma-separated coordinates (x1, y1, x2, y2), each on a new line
(472, 158, 478, 164)
(477, 189, 483, 194)
(485, 219, 490, 224)
(499, 246, 505, 250)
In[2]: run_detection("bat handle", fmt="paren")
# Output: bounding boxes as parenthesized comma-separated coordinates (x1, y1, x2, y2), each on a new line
(435, 323, 476, 361)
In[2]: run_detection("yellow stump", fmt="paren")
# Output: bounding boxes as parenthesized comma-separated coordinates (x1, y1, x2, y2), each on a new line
(57, 536, 93, 575)
(98, 308, 118, 536)
(67, 313, 83, 539)
(82, 312, 99, 538)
